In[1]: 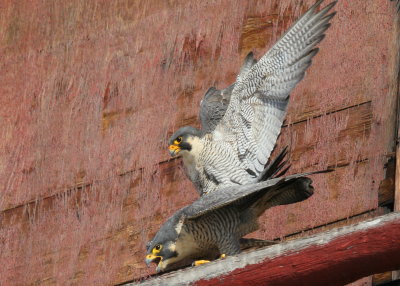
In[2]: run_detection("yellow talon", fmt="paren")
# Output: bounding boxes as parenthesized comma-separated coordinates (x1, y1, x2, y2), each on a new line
(193, 255, 225, 266)
(193, 260, 210, 266)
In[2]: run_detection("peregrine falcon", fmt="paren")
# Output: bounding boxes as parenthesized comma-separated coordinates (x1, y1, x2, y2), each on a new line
(145, 149, 320, 273)
(168, 0, 337, 196)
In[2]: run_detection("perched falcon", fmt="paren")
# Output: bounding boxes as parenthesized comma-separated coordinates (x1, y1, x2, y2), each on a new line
(145, 149, 321, 273)
(168, 0, 337, 196)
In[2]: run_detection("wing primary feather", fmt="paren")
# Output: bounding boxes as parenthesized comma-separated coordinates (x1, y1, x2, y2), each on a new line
(275, 164, 291, 178)
(257, 147, 289, 181)
(277, 0, 325, 43)
(213, 1, 337, 178)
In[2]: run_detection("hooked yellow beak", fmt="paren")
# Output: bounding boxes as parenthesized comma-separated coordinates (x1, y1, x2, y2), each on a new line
(168, 145, 181, 157)
(145, 254, 162, 267)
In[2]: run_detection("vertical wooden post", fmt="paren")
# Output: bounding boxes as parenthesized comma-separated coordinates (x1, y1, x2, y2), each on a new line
(393, 1, 400, 281)
(394, 0, 400, 214)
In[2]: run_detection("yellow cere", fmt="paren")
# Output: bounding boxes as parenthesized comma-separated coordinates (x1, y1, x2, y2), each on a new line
(169, 145, 180, 151)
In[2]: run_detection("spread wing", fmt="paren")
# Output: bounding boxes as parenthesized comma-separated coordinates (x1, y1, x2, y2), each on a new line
(212, 0, 337, 175)
(184, 171, 319, 219)
(199, 53, 257, 134)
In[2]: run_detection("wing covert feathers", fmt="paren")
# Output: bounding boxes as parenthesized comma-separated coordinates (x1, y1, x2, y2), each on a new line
(214, 1, 337, 177)
(184, 168, 331, 219)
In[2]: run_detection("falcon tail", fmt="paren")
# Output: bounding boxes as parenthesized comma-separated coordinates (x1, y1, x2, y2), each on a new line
(239, 238, 277, 251)
(252, 176, 315, 218)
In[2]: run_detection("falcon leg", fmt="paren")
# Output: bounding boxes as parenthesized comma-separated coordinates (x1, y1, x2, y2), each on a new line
(193, 243, 237, 266)
(217, 236, 241, 256)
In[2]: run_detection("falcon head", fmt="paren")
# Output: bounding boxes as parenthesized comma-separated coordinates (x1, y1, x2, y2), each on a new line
(145, 212, 190, 273)
(168, 126, 202, 157)
(145, 239, 179, 273)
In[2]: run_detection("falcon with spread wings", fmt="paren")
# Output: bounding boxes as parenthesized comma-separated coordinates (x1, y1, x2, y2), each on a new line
(168, 0, 337, 196)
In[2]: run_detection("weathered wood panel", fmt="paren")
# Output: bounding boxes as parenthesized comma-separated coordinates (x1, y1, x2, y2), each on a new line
(0, 0, 398, 285)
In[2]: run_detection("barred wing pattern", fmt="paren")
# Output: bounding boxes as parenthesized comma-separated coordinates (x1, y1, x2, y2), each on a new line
(213, 0, 337, 175)
(185, 171, 318, 219)
(200, 53, 257, 134)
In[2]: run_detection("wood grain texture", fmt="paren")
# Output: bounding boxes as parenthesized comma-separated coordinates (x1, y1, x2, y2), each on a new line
(392, 1, 400, 283)
(0, 1, 397, 285)
(394, 6, 400, 213)
(130, 213, 400, 286)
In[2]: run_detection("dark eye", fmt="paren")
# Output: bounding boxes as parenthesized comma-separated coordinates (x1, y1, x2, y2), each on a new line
(155, 244, 161, 251)
(176, 136, 182, 143)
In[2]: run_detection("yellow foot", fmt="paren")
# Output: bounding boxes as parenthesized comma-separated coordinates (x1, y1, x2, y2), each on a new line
(220, 254, 226, 259)
(193, 260, 210, 266)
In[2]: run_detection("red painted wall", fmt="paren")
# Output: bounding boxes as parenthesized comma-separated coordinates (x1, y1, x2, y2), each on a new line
(0, 0, 397, 284)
